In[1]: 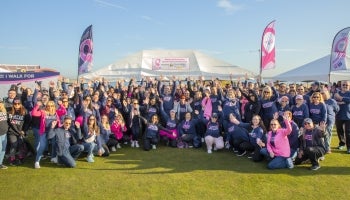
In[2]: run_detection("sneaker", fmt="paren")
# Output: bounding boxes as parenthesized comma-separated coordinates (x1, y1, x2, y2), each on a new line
(123, 141, 128, 145)
(310, 165, 321, 171)
(117, 143, 122, 149)
(326, 150, 332, 154)
(318, 156, 325, 161)
(213, 146, 218, 151)
(111, 146, 117, 152)
(135, 141, 140, 148)
(247, 153, 254, 159)
(188, 145, 193, 148)
(201, 137, 205, 143)
(286, 158, 294, 169)
(0, 164, 8, 169)
(225, 142, 230, 149)
(301, 159, 311, 164)
(347, 149, 350, 154)
(34, 162, 40, 169)
(233, 149, 238, 153)
(152, 145, 156, 150)
(237, 151, 247, 157)
(130, 141, 135, 148)
(86, 155, 94, 163)
(207, 149, 212, 154)
(338, 145, 345, 150)
(51, 157, 58, 164)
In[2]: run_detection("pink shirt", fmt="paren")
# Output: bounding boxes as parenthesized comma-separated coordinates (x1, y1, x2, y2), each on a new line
(266, 119, 292, 157)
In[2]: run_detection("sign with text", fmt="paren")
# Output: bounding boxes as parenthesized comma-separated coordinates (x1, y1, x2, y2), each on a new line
(152, 58, 189, 71)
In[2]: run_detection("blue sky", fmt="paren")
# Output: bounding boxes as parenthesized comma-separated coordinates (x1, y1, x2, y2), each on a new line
(1, 0, 350, 78)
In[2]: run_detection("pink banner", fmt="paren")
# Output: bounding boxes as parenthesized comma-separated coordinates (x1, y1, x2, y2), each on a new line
(330, 27, 350, 71)
(261, 20, 276, 71)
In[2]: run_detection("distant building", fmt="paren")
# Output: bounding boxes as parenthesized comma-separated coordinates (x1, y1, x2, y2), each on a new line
(0, 64, 40, 72)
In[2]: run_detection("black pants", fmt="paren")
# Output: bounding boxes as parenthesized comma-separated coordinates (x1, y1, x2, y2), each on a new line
(239, 141, 255, 152)
(181, 134, 195, 144)
(335, 119, 350, 147)
(295, 146, 325, 166)
(106, 138, 118, 149)
(143, 137, 158, 151)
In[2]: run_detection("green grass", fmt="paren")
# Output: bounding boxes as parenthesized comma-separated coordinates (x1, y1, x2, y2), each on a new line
(1, 134, 350, 200)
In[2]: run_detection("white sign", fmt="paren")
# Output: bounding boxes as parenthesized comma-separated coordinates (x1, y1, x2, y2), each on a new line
(152, 58, 189, 71)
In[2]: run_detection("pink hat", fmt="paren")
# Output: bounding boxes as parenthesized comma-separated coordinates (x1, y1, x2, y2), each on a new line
(295, 95, 303, 100)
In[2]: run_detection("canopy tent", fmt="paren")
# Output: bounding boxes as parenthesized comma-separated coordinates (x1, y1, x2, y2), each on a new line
(273, 55, 350, 83)
(80, 50, 255, 80)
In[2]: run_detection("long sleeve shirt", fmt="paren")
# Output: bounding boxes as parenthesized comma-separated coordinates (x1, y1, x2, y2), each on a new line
(266, 119, 292, 157)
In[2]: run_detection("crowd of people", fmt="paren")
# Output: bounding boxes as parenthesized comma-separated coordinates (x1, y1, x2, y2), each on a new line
(0, 75, 349, 171)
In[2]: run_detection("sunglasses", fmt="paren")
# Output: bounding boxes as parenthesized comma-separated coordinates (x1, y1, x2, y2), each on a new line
(89, 118, 95, 121)
(342, 84, 349, 86)
(264, 91, 270, 94)
(13, 103, 21, 105)
(270, 124, 277, 126)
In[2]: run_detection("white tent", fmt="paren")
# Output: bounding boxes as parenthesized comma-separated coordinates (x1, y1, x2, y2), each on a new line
(81, 49, 256, 80)
(273, 55, 350, 83)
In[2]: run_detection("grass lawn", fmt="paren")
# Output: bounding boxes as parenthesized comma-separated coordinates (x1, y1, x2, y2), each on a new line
(0, 134, 349, 200)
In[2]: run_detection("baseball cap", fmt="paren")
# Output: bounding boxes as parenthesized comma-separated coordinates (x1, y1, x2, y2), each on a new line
(295, 95, 303, 100)
(304, 118, 313, 124)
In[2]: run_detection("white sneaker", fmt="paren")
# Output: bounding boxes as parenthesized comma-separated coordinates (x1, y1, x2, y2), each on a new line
(152, 145, 156, 149)
(135, 141, 140, 148)
(201, 137, 205, 143)
(131, 141, 135, 148)
(213, 146, 218, 151)
(111, 146, 117, 152)
(34, 162, 40, 169)
(117, 143, 122, 149)
(50, 156, 58, 164)
(207, 149, 212, 154)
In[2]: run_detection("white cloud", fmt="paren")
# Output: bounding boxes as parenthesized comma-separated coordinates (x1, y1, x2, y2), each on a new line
(94, 0, 127, 11)
(217, 0, 243, 14)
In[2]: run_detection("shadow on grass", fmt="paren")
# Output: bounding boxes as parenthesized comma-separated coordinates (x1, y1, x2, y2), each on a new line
(84, 146, 350, 176)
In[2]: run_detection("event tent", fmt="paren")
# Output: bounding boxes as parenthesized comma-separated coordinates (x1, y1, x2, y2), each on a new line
(80, 50, 256, 80)
(273, 55, 350, 83)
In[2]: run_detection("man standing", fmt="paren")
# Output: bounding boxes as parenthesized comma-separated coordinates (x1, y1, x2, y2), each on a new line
(334, 80, 350, 153)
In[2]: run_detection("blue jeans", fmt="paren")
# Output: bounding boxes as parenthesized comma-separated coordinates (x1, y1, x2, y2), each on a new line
(324, 123, 334, 151)
(267, 156, 289, 169)
(33, 128, 47, 162)
(49, 137, 57, 158)
(58, 144, 84, 168)
(260, 148, 289, 169)
(82, 142, 96, 156)
(0, 134, 7, 165)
